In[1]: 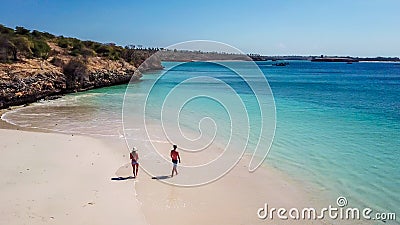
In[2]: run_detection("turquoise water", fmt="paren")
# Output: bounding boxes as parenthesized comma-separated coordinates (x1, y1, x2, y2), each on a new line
(3, 61, 399, 221)
(264, 61, 399, 219)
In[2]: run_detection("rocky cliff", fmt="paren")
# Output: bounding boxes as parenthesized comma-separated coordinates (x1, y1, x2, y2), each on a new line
(0, 56, 142, 109)
(0, 25, 162, 109)
(0, 51, 147, 109)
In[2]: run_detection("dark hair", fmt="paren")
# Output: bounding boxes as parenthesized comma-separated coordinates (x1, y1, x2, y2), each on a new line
(173, 144, 177, 150)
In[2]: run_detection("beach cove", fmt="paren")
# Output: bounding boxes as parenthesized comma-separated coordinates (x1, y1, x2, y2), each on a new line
(1, 60, 399, 225)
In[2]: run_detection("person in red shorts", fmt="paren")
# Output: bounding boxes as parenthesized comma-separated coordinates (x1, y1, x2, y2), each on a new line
(170, 144, 181, 177)
(130, 147, 139, 178)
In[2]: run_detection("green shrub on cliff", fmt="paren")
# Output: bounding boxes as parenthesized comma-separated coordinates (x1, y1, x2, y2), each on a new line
(0, 24, 160, 66)
(57, 38, 71, 48)
(0, 24, 14, 34)
(0, 25, 51, 61)
(82, 40, 102, 50)
(31, 39, 51, 59)
(15, 26, 30, 35)
(31, 30, 55, 39)
(15, 36, 34, 58)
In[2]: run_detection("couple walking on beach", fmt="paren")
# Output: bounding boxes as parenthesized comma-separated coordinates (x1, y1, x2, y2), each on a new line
(130, 144, 181, 178)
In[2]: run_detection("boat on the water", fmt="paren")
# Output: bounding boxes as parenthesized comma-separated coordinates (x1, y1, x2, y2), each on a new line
(273, 62, 289, 66)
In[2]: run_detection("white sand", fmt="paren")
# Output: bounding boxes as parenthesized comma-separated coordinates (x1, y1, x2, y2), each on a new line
(1, 126, 352, 225)
(0, 129, 147, 225)
(112, 140, 329, 225)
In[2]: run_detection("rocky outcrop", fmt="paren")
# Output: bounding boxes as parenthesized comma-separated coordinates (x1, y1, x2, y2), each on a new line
(138, 53, 164, 71)
(0, 56, 146, 109)
(0, 25, 164, 109)
(0, 71, 65, 108)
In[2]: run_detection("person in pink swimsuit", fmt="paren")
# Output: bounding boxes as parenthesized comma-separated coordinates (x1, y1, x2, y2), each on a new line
(130, 147, 139, 178)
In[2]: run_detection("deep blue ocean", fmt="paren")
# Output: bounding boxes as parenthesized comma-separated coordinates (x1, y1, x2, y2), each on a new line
(3, 60, 399, 220)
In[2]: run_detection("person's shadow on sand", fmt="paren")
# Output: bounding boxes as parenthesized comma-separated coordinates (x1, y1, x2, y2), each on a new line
(111, 176, 135, 181)
(111, 175, 172, 181)
(151, 175, 171, 180)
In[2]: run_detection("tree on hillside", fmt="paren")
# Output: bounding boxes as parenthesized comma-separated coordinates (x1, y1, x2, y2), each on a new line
(0, 36, 12, 61)
(15, 26, 30, 35)
(31, 30, 55, 39)
(0, 25, 14, 34)
(11, 36, 33, 59)
(122, 47, 135, 62)
(31, 39, 51, 59)
(0, 32, 51, 61)
(0, 24, 158, 66)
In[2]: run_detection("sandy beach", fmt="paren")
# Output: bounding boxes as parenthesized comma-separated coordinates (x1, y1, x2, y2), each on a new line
(0, 128, 147, 225)
(0, 121, 338, 225)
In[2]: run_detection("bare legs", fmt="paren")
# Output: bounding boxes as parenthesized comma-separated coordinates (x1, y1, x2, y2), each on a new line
(171, 165, 178, 177)
(132, 164, 139, 178)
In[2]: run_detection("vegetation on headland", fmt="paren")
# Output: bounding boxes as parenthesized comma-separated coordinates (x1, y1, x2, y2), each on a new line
(0, 24, 163, 109)
(248, 54, 400, 62)
(0, 24, 162, 65)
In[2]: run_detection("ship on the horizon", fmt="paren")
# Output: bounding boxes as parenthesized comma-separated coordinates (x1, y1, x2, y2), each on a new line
(311, 56, 359, 63)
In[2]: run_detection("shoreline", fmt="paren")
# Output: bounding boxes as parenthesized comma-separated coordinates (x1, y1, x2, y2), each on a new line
(0, 82, 380, 224)
(0, 112, 338, 225)
(1, 107, 150, 225)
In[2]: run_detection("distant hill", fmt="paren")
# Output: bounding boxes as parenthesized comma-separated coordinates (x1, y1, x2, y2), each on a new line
(157, 49, 250, 61)
(248, 54, 400, 62)
(0, 24, 163, 109)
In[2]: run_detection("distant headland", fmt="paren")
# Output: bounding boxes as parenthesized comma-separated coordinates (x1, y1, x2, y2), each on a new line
(248, 54, 400, 62)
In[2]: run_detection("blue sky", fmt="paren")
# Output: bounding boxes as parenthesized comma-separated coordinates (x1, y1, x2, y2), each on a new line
(1, 0, 399, 57)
